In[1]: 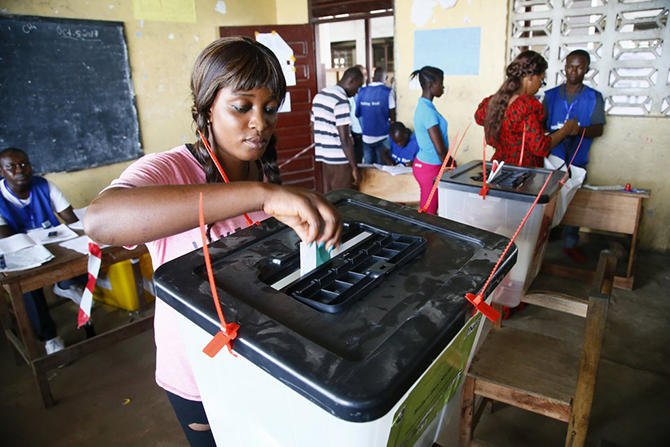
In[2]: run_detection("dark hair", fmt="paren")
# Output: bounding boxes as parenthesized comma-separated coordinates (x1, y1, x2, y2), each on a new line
(190, 36, 286, 185)
(566, 49, 590, 67)
(483, 50, 547, 145)
(373, 67, 386, 83)
(0, 147, 28, 159)
(341, 66, 364, 83)
(263, 134, 281, 185)
(390, 121, 408, 134)
(409, 66, 443, 90)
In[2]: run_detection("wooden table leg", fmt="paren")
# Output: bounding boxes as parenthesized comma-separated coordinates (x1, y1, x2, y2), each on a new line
(459, 375, 476, 447)
(7, 283, 42, 360)
(31, 359, 55, 408)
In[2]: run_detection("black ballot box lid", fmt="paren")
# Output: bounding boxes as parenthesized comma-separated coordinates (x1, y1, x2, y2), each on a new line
(440, 160, 561, 203)
(154, 190, 516, 422)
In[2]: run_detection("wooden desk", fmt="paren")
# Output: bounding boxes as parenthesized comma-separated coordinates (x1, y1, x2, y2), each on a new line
(541, 188, 649, 290)
(358, 166, 420, 205)
(0, 241, 153, 407)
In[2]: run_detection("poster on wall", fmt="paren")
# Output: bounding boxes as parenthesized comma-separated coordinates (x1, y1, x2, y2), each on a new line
(255, 31, 297, 87)
(413, 26, 481, 77)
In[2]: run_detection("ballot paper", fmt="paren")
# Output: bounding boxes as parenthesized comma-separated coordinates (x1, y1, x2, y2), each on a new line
(27, 224, 78, 245)
(359, 163, 414, 176)
(0, 233, 54, 272)
(58, 235, 109, 255)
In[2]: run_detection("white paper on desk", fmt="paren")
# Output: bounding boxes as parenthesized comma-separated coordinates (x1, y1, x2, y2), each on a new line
(0, 233, 36, 253)
(0, 233, 54, 272)
(27, 224, 78, 245)
(59, 235, 109, 255)
(67, 207, 87, 231)
(365, 163, 413, 176)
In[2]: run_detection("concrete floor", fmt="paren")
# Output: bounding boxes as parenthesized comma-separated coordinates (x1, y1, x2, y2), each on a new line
(0, 234, 668, 446)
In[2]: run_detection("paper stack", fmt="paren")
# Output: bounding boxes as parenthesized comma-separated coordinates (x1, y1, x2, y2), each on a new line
(0, 233, 54, 272)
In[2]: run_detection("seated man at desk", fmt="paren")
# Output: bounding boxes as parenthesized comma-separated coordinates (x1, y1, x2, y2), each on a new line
(381, 121, 420, 167)
(0, 147, 84, 354)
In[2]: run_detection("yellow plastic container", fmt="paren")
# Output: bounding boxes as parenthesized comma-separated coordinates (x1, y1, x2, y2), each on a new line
(93, 253, 155, 311)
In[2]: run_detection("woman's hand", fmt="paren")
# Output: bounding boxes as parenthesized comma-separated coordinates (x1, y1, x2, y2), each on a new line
(261, 185, 342, 250)
(563, 119, 580, 136)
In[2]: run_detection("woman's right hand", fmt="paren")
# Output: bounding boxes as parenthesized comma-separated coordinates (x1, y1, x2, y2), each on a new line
(562, 119, 580, 136)
(261, 184, 342, 250)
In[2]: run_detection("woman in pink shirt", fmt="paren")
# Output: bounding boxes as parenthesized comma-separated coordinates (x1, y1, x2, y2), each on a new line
(85, 37, 341, 446)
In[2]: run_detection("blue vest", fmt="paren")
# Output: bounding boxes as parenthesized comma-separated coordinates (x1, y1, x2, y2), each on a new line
(356, 84, 392, 138)
(545, 85, 597, 167)
(390, 134, 420, 165)
(0, 176, 60, 233)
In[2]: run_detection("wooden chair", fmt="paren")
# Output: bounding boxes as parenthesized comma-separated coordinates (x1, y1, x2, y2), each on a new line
(459, 250, 617, 447)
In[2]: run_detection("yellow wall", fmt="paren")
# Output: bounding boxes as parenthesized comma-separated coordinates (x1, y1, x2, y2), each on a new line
(394, 0, 668, 251)
(1, 0, 285, 207)
(276, 0, 307, 24)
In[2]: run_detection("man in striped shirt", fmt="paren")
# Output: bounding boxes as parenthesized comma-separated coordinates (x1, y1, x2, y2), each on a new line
(311, 66, 364, 192)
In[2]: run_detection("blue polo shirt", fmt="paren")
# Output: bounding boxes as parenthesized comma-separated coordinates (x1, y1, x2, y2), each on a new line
(413, 97, 448, 165)
(389, 134, 419, 165)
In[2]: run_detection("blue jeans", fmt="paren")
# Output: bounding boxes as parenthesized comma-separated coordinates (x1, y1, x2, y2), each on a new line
(23, 275, 87, 340)
(23, 289, 57, 341)
(563, 225, 580, 248)
(363, 139, 387, 164)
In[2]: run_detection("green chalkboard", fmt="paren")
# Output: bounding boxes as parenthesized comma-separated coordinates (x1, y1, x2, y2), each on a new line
(0, 14, 142, 173)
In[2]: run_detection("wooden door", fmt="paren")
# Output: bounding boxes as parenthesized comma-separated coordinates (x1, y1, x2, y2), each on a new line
(219, 25, 320, 190)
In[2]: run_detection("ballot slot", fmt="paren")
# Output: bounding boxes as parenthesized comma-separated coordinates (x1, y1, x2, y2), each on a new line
(267, 222, 374, 290)
(282, 223, 426, 313)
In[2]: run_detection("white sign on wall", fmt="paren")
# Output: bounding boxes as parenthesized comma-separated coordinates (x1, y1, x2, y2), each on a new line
(255, 31, 297, 87)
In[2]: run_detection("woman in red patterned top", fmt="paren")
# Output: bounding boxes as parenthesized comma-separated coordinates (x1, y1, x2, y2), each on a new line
(475, 50, 578, 167)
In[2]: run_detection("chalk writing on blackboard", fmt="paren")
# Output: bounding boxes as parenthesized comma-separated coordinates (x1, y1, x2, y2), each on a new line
(0, 15, 142, 174)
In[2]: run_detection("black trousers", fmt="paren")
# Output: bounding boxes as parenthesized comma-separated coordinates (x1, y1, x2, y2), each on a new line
(166, 391, 216, 447)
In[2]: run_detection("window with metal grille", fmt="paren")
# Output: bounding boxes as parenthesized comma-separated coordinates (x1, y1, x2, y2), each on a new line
(508, 0, 669, 116)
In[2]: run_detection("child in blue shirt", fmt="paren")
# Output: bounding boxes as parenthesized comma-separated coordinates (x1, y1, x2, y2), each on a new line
(382, 122, 419, 166)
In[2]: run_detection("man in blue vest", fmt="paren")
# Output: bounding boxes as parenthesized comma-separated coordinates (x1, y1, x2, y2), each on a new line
(356, 67, 396, 164)
(0, 148, 85, 354)
(543, 49, 606, 263)
(348, 64, 367, 163)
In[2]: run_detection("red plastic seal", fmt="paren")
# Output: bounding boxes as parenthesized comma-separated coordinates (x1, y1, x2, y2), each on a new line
(464, 293, 500, 322)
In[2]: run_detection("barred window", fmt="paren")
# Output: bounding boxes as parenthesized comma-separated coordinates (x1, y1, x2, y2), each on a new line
(508, 0, 669, 116)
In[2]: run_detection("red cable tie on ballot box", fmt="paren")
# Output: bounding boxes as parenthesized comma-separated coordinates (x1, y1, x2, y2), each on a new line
(198, 193, 240, 358)
(198, 130, 259, 228)
(466, 171, 555, 322)
(418, 123, 470, 213)
(478, 138, 489, 199)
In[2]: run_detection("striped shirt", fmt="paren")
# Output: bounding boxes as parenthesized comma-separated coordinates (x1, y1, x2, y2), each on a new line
(311, 85, 351, 164)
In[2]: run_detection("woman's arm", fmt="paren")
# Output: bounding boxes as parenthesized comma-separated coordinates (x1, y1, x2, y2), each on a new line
(549, 119, 579, 148)
(427, 125, 448, 161)
(84, 182, 341, 249)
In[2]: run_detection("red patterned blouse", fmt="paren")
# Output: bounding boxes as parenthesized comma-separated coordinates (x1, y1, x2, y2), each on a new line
(475, 94, 551, 167)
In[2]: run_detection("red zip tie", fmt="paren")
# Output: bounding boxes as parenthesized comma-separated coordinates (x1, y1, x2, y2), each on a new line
(559, 128, 586, 185)
(478, 137, 489, 199)
(197, 130, 259, 227)
(418, 124, 470, 213)
(518, 125, 526, 166)
(198, 193, 240, 358)
(466, 170, 554, 322)
(447, 122, 470, 171)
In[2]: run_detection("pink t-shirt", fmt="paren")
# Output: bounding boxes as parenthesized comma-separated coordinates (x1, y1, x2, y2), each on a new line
(107, 145, 268, 401)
